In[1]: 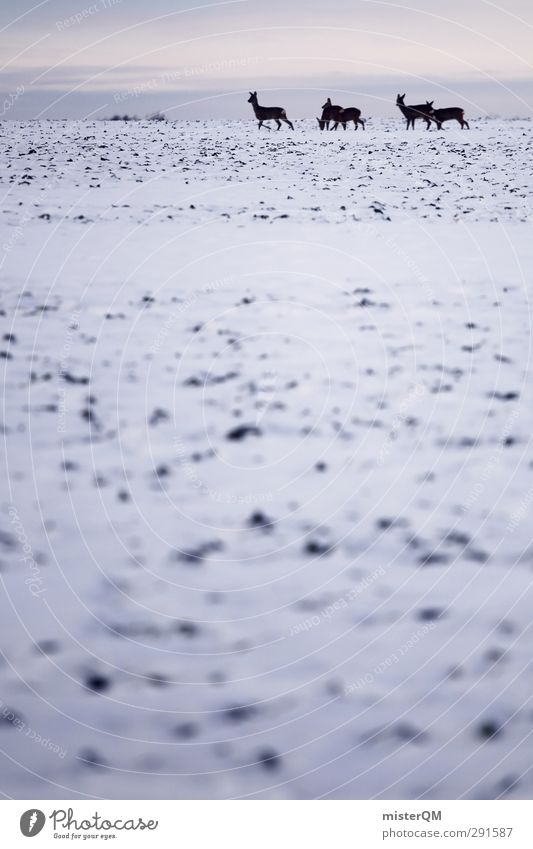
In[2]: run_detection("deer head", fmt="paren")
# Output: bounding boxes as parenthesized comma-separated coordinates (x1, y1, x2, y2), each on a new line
(247, 91, 258, 104)
(396, 94, 406, 105)
(425, 100, 435, 113)
(321, 98, 332, 110)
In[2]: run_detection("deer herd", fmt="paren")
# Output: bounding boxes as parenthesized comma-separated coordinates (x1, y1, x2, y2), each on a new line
(247, 91, 470, 132)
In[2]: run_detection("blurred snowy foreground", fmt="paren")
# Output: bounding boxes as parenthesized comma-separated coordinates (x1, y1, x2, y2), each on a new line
(1, 118, 533, 799)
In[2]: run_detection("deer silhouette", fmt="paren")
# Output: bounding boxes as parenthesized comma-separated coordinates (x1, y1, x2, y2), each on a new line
(317, 97, 343, 130)
(396, 94, 434, 130)
(426, 102, 470, 130)
(317, 98, 365, 130)
(247, 91, 294, 130)
(330, 107, 365, 131)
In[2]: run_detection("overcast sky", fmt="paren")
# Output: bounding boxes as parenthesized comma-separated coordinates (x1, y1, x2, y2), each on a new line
(1, 0, 532, 119)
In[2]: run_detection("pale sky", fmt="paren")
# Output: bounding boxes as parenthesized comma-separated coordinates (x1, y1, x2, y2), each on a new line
(1, 0, 532, 119)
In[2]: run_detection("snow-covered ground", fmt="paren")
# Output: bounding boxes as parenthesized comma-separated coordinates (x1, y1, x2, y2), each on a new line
(1, 118, 533, 799)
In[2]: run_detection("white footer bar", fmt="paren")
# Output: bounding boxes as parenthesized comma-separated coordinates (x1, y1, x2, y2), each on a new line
(2, 800, 531, 848)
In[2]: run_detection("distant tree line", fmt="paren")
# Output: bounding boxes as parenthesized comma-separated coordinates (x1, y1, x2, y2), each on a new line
(104, 112, 166, 122)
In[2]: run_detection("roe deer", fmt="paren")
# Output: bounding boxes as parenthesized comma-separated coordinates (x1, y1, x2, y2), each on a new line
(396, 94, 434, 130)
(317, 97, 343, 130)
(331, 107, 365, 131)
(247, 91, 294, 130)
(426, 103, 470, 129)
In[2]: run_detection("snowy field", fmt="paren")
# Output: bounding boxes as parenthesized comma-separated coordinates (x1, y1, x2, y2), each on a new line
(1, 117, 533, 800)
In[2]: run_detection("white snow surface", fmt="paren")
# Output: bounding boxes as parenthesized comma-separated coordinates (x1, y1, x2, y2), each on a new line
(1, 118, 533, 799)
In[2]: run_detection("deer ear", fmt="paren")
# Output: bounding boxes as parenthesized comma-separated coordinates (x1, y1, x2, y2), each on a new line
(429, 100, 434, 106)
(254, 91, 257, 96)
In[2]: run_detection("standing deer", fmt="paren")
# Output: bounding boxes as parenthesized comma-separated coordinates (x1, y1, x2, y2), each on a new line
(247, 91, 294, 130)
(317, 97, 343, 130)
(426, 103, 470, 129)
(396, 93, 434, 130)
(331, 107, 365, 131)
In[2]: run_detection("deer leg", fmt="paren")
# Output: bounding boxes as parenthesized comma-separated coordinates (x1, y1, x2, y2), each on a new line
(257, 120, 263, 130)
(286, 118, 294, 130)
(275, 119, 281, 130)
